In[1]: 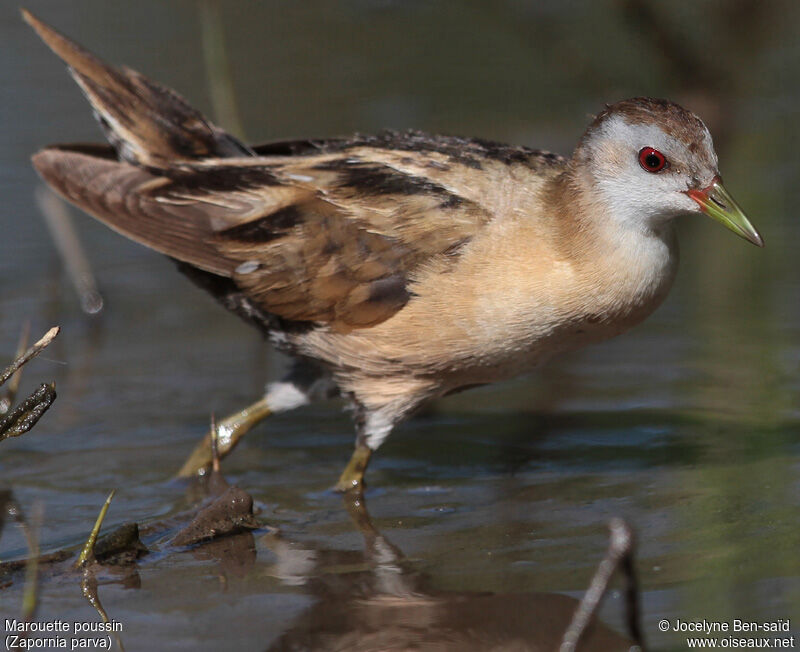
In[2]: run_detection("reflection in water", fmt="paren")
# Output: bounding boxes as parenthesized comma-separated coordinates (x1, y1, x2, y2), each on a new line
(192, 531, 257, 580)
(265, 497, 637, 652)
(1, 485, 637, 651)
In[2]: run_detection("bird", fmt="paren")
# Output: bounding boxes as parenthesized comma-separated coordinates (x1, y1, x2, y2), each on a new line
(24, 10, 763, 493)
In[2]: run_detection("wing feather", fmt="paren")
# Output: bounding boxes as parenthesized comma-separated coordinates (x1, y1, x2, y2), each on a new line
(32, 148, 235, 275)
(33, 146, 495, 328)
(24, 11, 528, 330)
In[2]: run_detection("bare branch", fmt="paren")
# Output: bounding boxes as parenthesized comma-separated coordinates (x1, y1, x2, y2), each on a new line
(560, 518, 645, 652)
(0, 323, 31, 415)
(0, 327, 59, 388)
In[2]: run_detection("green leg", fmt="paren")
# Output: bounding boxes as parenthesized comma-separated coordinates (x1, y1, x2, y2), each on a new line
(334, 444, 372, 494)
(177, 397, 272, 477)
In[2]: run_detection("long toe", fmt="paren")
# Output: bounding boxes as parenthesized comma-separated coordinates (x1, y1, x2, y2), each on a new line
(176, 397, 272, 477)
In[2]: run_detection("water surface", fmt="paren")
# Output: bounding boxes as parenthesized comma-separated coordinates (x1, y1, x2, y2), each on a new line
(1, 2, 799, 650)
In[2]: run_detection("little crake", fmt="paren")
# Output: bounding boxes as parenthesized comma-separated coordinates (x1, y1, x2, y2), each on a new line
(25, 11, 762, 492)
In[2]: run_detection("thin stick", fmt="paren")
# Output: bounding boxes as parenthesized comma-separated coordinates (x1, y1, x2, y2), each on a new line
(36, 186, 104, 315)
(198, 0, 247, 140)
(0, 323, 31, 415)
(21, 502, 43, 622)
(209, 413, 220, 473)
(559, 518, 644, 652)
(621, 533, 644, 646)
(0, 327, 59, 388)
(75, 490, 116, 568)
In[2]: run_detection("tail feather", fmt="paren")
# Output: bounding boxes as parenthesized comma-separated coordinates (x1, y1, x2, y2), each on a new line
(31, 146, 237, 276)
(22, 9, 252, 169)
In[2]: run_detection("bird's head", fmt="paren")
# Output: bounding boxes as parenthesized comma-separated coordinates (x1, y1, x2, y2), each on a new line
(572, 97, 762, 247)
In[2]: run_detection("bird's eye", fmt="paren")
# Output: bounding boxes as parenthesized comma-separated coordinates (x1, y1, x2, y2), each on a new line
(638, 147, 668, 173)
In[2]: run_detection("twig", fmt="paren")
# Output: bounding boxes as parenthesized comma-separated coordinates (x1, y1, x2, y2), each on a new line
(3, 499, 27, 566)
(0, 384, 57, 442)
(621, 530, 644, 646)
(198, 0, 247, 139)
(79, 517, 130, 652)
(0, 326, 59, 388)
(0, 490, 11, 550)
(559, 518, 645, 652)
(75, 490, 116, 568)
(21, 502, 43, 623)
(0, 323, 31, 415)
(0, 327, 60, 442)
(209, 413, 220, 473)
(35, 186, 104, 315)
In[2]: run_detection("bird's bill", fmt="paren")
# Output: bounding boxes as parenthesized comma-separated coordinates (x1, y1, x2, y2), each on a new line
(687, 177, 763, 247)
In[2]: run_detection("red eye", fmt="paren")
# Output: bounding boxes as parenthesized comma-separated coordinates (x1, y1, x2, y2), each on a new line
(638, 147, 667, 172)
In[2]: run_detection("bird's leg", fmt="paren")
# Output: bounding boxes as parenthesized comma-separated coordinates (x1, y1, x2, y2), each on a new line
(177, 397, 272, 477)
(177, 360, 333, 478)
(334, 399, 405, 493)
(334, 444, 372, 494)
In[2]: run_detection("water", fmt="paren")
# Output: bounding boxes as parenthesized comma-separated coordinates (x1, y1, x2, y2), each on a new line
(2, 1, 799, 650)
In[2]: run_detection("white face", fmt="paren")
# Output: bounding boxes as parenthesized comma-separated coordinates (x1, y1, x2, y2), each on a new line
(581, 114, 719, 233)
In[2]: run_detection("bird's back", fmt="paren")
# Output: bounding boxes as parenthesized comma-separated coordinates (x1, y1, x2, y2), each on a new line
(26, 10, 566, 341)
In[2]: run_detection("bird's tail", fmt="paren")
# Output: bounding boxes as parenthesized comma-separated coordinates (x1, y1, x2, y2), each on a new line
(24, 10, 255, 276)
(22, 9, 252, 170)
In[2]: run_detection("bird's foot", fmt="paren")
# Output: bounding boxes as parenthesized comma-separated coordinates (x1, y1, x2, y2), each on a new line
(176, 397, 272, 477)
(333, 445, 372, 494)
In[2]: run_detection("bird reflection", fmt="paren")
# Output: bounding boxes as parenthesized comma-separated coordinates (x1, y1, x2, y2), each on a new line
(263, 496, 636, 652)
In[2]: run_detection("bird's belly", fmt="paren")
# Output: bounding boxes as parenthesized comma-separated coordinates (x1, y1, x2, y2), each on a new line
(428, 293, 670, 393)
(434, 251, 677, 387)
(298, 229, 677, 396)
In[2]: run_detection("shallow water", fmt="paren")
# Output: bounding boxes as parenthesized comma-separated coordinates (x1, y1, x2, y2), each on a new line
(1, 1, 799, 650)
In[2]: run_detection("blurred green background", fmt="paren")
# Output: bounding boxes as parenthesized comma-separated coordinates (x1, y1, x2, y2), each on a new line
(1, 1, 798, 650)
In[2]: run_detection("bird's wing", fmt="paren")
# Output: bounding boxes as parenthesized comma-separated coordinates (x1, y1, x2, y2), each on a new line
(26, 10, 563, 330)
(33, 145, 495, 330)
